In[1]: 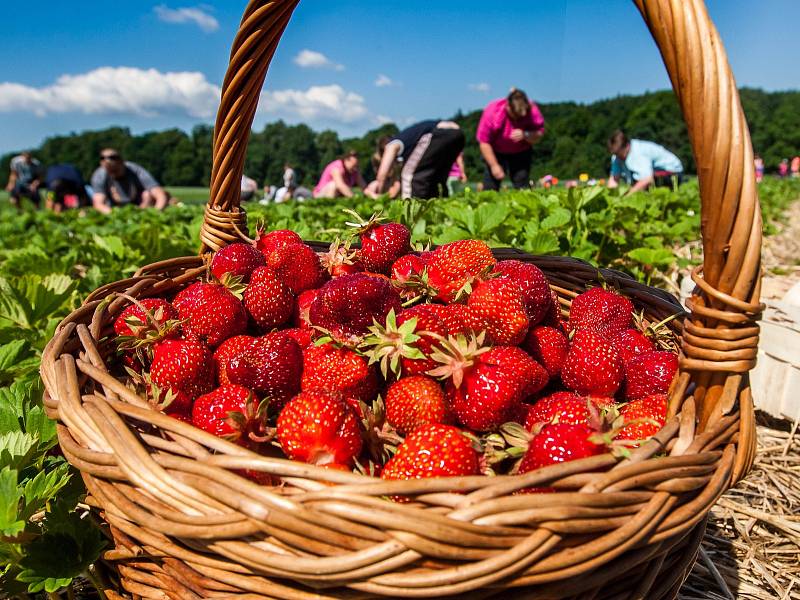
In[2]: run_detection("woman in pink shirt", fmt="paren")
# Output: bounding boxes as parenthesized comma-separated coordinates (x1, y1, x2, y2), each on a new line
(313, 150, 366, 198)
(476, 88, 545, 190)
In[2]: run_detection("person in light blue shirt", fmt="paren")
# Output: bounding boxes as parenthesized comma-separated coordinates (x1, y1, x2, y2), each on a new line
(606, 130, 683, 193)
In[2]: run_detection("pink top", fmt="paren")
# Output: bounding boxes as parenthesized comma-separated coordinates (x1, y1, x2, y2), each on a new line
(476, 98, 545, 154)
(314, 159, 359, 196)
(448, 154, 464, 178)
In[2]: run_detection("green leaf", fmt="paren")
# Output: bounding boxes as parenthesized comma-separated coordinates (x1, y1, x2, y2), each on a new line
(522, 231, 560, 256)
(540, 207, 572, 231)
(0, 342, 27, 373)
(0, 468, 24, 537)
(20, 463, 71, 521)
(0, 432, 38, 471)
(627, 247, 675, 267)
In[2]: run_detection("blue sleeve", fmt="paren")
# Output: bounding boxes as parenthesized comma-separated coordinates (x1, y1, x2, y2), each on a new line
(610, 156, 621, 176)
(625, 151, 654, 180)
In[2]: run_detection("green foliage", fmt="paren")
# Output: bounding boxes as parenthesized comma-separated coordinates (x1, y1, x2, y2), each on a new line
(0, 176, 797, 593)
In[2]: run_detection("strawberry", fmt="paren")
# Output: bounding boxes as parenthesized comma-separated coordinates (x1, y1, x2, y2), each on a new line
(421, 303, 474, 336)
(381, 423, 480, 481)
(493, 260, 552, 325)
(294, 289, 318, 328)
(624, 351, 678, 400)
(429, 336, 548, 431)
(612, 328, 655, 363)
(173, 282, 247, 347)
(243, 266, 294, 330)
(524, 391, 603, 429)
(391, 254, 427, 284)
(283, 327, 314, 349)
(523, 325, 569, 378)
(255, 229, 302, 255)
(277, 389, 363, 466)
(568, 287, 634, 339)
(150, 334, 213, 405)
(385, 375, 451, 435)
(426, 240, 496, 302)
(541, 290, 566, 329)
(213, 335, 257, 382)
(221, 331, 303, 409)
(518, 422, 605, 473)
(320, 238, 363, 277)
(561, 330, 624, 397)
(191, 384, 261, 444)
(465, 278, 529, 346)
(263, 242, 325, 295)
(308, 273, 401, 345)
(210, 243, 266, 282)
(301, 343, 378, 403)
(114, 298, 178, 338)
(362, 306, 447, 378)
(359, 222, 411, 274)
(615, 394, 668, 444)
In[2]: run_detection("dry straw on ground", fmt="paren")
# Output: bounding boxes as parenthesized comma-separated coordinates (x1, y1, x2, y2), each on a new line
(681, 414, 800, 600)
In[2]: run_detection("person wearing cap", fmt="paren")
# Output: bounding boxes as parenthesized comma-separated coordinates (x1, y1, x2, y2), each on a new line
(370, 120, 465, 199)
(476, 89, 545, 190)
(90, 149, 168, 214)
(606, 130, 684, 193)
(313, 150, 366, 198)
(6, 151, 43, 208)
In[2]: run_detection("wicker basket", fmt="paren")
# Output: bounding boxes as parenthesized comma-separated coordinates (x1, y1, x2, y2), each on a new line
(41, 0, 764, 598)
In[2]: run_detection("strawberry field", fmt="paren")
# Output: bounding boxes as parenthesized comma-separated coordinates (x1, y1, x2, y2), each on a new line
(0, 178, 799, 596)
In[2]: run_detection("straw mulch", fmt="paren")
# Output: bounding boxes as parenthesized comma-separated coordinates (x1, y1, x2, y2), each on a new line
(681, 413, 800, 599)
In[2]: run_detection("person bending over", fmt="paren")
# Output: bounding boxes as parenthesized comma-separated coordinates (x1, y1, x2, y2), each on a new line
(371, 120, 465, 199)
(313, 151, 366, 198)
(45, 163, 89, 212)
(606, 130, 684, 193)
(90, 149, 168, 214)
(477, 88, 545, 190)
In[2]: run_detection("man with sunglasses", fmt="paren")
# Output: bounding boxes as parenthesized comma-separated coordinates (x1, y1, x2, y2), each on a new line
(90, 149, 168, 214)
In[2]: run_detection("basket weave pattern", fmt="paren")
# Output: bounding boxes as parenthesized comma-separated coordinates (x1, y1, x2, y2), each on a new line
(41, 0, 762, 598)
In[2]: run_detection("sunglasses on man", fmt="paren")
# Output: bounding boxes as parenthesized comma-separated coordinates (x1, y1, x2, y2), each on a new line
(101, 154, 121, 161)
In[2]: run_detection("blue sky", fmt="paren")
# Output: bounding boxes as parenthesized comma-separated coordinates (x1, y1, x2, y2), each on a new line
(2, 1, 799, 155)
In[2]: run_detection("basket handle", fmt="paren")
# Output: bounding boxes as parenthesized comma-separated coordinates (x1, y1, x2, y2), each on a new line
(203, 0, 762, 429)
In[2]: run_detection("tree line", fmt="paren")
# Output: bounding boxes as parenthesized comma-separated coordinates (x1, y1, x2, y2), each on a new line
(2, 88, 799, 188)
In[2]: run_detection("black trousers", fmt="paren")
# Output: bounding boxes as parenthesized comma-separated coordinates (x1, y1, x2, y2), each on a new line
(483, 148, 533, 190)
(401, 128, 465, 199)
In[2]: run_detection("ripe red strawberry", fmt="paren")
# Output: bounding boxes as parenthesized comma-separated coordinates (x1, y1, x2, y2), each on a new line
(308, 273, 401, 345)
(255, 229, 302, 255)
(541, 290, 566, 329)
(213, 335, 257, 382)
(362, 306, 448, 378)
(524, 392, 600, 429)
(624, 351, 678, 400)
(243, 266, 294, 330)
(320, 238, 363, 277)
(615, 394, 668, 444)
(358, 220, 411, 275)
(381, 423, 480, 481)
(173, 282, 247, 347)
(493, 260, 552, 325)
(391, 254, 427, 284)
(421, 303, 473, 336)
(210, 243, 266, 282)
(465, 278, 529, 346)
(523, 325, 569, 378)
(426, 240, 496, 302)
(294, 289, 318, 328)
(612, 328, 655, 363)
(301, 343, 378, 403)
(385, 375, 451, 435)
(283, 327, 314, 349)
(191, 384, 260, 444)
(277, 389, 363, 466)
(562, 330, 624, 396)
(568, 287, 634, 339)
(518, 423, 605, 473)
(263, 242, 324, 295)
(221, 331, 303, 409)
(430, 337, 548, 431)
(114, 298, 178, 338)
(150, 334, 213, 404)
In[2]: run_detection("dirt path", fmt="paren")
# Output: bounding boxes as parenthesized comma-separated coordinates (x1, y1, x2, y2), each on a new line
(761, 199, 800, 301)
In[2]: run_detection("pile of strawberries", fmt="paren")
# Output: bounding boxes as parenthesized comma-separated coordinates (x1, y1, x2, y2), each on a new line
(114, 215, 679, 491)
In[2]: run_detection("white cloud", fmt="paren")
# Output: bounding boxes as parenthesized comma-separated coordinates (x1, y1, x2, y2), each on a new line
(293, 50, 345, 71)
(468, 82, 491, 93)
(376, 115, 394, 125)
(375, 74, 394, 87)
(259, 84, 368, 123)
(0, 67, 221, 119)
(154, 5, 219, 32)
